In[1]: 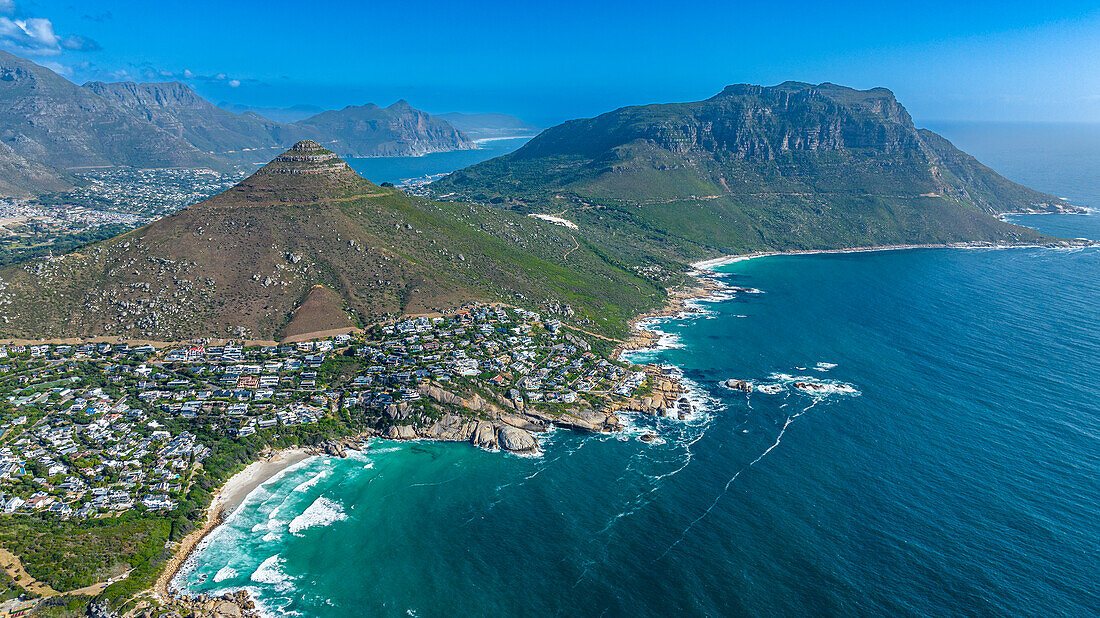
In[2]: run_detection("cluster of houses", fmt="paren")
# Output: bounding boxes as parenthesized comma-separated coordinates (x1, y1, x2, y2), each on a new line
(68, 167, 245, 217)
(0, 304, 649, 521)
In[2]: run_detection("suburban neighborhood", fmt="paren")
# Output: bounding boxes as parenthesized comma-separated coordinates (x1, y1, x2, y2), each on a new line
(0, 304, 678, 523)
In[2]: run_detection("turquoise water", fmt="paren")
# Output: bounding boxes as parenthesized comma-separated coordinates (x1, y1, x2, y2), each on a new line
(344, 137, 530, 185)
(179, 127, 1100, 616)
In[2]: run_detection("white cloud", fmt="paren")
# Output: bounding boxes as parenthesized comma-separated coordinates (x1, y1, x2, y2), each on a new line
(228, 79, 240, 88)
(0, 3, 100, 56)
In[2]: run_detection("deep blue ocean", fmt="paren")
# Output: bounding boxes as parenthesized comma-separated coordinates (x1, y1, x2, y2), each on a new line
(178, 124, 1100, 616)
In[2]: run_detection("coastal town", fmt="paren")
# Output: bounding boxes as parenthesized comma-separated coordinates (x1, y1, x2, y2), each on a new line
(0, 304, 685, 525)
(0, 168, 246, 268)
(50, 168, 247, 219)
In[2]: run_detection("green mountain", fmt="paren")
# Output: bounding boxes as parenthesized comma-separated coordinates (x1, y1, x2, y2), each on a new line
(432, 82, 1078, 264)
(0, 141, 657, 340)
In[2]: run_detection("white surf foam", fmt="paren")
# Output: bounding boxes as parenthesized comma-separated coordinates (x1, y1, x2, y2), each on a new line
(213, 566, 238, 583)
(288, 496, 347, 535)
(767, 373, 860, 397)
(250, 554, 294, 592)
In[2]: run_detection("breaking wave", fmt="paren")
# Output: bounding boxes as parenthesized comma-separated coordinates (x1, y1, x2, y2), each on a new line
(288, 497, 347, 535)
(250, 554, 294, 592)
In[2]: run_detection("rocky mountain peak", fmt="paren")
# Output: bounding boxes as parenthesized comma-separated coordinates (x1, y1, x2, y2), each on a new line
(204, 140, 369, 206)
(265, 140, 351, 174)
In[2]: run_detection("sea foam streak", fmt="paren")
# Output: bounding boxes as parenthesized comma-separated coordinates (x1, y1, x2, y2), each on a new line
(250, 554, 294, 592)
(213, 566, 238, 583)
(288, 496, 347, 535)
(292, 469, 330, 493)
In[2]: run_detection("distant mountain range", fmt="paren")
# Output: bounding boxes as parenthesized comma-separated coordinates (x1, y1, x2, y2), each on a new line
(433, 82, 1081, 264)
(217, 102, 326, 124)
(0, 51, 495, 198)
(0, 52, 225, 196)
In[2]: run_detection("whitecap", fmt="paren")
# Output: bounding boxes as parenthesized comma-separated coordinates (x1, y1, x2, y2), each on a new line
(213, 566, 238, 583)
(288, 496, 348, 535)
(250, 554, 294, 592)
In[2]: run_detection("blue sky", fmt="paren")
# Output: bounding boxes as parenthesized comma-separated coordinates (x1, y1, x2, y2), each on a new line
(3, 0, 1100, 126)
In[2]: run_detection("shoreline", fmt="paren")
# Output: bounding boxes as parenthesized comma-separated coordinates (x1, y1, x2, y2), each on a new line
(688, 240, 1067, 271)
(620, 239, 1094, 357)
(154, 448, 314, 603)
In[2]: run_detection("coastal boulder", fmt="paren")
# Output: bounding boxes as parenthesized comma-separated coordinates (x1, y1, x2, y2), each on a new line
(384, 424, 417, 440)
(470, 421, 498, 450)
(498, 426, 538, 453)
(500, 412, 548, 432)
(426, 413, 475, 441)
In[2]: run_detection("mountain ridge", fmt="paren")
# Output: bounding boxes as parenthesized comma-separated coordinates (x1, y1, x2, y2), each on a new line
(431, 82, 1079, 266)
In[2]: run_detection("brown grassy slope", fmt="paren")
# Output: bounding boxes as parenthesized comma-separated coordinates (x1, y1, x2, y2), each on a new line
(281, 285, 356, 339)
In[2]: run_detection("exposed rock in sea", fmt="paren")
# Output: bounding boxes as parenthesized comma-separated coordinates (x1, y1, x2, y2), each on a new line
(498, 426, 538, 453)
(724, 379, 753, 392)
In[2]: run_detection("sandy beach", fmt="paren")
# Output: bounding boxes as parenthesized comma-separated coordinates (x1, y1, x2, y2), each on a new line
(153, 448, 315, 602)
(216, 448, 315, 515)
(686, 240, 1086, 271)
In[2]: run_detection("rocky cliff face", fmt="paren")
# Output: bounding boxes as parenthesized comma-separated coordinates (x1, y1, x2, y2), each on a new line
(636, 82, 920, 159)
(84, 80, 295, 156)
